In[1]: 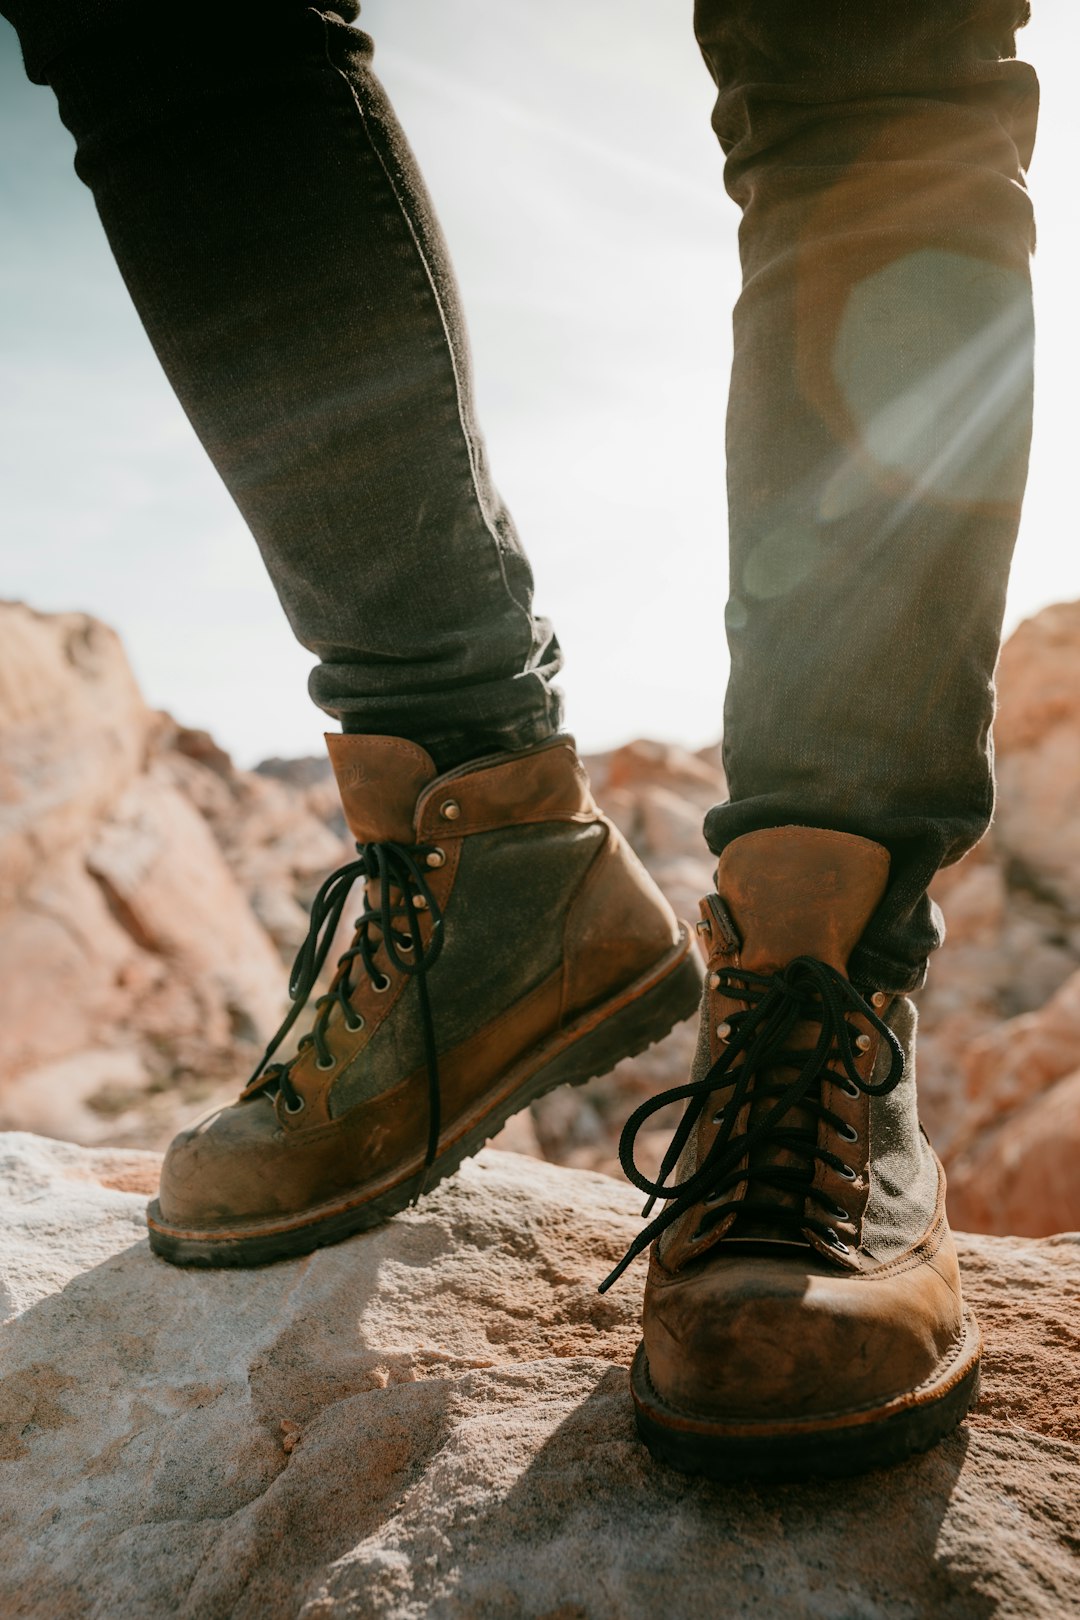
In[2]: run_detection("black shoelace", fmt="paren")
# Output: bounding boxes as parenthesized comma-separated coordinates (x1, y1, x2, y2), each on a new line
(247, 840, 446, 1166)
(597, 956, 904, 1293)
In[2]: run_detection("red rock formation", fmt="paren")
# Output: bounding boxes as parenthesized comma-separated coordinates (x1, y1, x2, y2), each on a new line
(4, 597, 1080, 1236)
(0, 603, 347, 1147)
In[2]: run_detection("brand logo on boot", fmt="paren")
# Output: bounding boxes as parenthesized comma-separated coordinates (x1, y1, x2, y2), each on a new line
(342, 764, 368, 789)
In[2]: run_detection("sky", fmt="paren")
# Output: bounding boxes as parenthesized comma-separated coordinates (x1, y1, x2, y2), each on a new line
(1, 2, 1077, 767)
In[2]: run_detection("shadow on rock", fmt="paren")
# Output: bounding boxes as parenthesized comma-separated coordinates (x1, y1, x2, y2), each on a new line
(0, 1232, 455, 1619)
(349, 1360, 994, 1620)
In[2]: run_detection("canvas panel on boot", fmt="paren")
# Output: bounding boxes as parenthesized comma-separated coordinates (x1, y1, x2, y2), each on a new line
(601, 826, 980, 1480)
(147, 734, 702, 1266)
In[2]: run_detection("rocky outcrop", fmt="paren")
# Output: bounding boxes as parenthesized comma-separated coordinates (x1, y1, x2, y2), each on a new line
(1, 1132, 1077, 1620)
(918, 602, 1080, 1232)
(912, 604, 1080, 1168)
(0, 602, 348, 1149)
(6, 595, 1080, 1235)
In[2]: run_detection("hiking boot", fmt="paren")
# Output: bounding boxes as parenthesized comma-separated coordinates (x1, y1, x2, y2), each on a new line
(147, 733, 701, 1266)
(601, 825, 980, 1480)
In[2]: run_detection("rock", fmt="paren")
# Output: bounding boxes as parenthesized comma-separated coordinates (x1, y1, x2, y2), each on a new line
(85, 768, 284, 1041)
(943, 944, 1080, 1236)
(993, 601, 1080, 917)
(0, 603, 147, 886)
(911, 604, 1080, 1163)
(947, 1064, 1080, 1237)
(909, 602, 1080, 1223)
(0, 1048, 151, 1145)
(0, 604, 351, 1153)
(10, 592, 1080, 1240)
(915, 854, 1080, 1159)
(1, 1132, 1077, 1619)
(161, 726, 350, 953)
(636, 784, 707, 860)
(487, 1106, 545, 1161)
(948, 964, 1080, 1157)
(0, 605, 265, 1148)
(585, 737, 726, 815)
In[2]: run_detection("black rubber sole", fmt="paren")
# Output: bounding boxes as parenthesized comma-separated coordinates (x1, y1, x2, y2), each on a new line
(147, 928, 702, 1268)
(631, 1313, 982, 1482)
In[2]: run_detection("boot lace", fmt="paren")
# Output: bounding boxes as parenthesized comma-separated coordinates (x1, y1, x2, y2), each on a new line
(598, 957, 904, 1292)
(247, 840, 446, 1166)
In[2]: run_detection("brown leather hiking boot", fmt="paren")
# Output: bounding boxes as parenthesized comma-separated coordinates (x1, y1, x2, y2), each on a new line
(600, 826, 980, 1480)
(147, 733, 701, 1266)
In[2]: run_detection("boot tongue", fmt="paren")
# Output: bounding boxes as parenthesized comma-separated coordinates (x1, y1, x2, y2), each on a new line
(710, 826, 890, 1248)
(325, 734, 438, 845)
(715, 826, 890, 974)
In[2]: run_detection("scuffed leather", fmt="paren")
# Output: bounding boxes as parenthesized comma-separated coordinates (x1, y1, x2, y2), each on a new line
(415, 736, 596, 840)
(644, 1167, 965, 1421)
(561, 825, 681, 1025)
(641, 824, 968, 1426)
(325, 733, 437, 844)
(156, 733, 687, 1230)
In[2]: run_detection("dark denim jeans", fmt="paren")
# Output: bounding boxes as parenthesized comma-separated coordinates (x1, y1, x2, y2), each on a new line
(694, 1, 1038, 989)
(4, 0, 1038, 992)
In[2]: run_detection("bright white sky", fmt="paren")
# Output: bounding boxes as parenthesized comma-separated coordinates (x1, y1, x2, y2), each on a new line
(1, 2, 1076, 766)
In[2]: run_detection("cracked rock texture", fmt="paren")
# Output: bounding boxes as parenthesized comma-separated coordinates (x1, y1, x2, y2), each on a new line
(2, 1133, 1078, 1620)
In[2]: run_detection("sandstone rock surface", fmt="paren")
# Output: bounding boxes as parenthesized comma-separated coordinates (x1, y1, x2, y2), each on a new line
(2, 1133, 1078, 1620)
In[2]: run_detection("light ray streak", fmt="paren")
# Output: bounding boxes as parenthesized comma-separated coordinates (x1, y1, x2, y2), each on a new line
(377, 49, 724, 213)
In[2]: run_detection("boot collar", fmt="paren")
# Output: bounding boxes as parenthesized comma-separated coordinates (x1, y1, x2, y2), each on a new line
(712, 825, 890, 974)
(325, 734, 437, 844)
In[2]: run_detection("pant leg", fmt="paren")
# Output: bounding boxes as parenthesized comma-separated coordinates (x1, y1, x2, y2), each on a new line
(3, 0, 562, 769)
(692, 0, 1039, 991)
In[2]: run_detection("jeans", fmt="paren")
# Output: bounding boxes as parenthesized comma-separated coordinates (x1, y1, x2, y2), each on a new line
(695, 1, 1038, 990)
(3, 0, 1038, 992)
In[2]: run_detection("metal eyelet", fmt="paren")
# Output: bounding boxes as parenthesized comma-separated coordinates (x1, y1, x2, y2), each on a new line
(838, 1121, 859, 1143)
(284, 1094, 306, 1114)
(839, 1163, 858, 1181)
(841, 1077, 860, 1099)
(855, 1033, 872, 1053)
(715, 1021, 731, 1041)
(316, 1055, 334, 1071)
(345, 1013, 365, 1033)
(440, 799, 461, 821)
(413, 895, 429, 911)
(871, 990, 888, 1009)
(831, 1202, 850, 1223)
(712, 1110, 724, 1125)
(426, 848, 446, 869)
(708, 972, 721, 990)
(827, 1230, 850, 1254)
(372, 974, 392, 993)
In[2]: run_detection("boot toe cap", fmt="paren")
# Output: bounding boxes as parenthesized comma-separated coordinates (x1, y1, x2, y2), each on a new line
(643, 1247, 965, 1424)
(156, 1096, 286, 1229)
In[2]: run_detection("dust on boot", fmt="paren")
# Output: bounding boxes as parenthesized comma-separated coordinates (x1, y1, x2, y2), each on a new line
(602, 826, 980, 1480)
(148, 734, 702, 1266)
